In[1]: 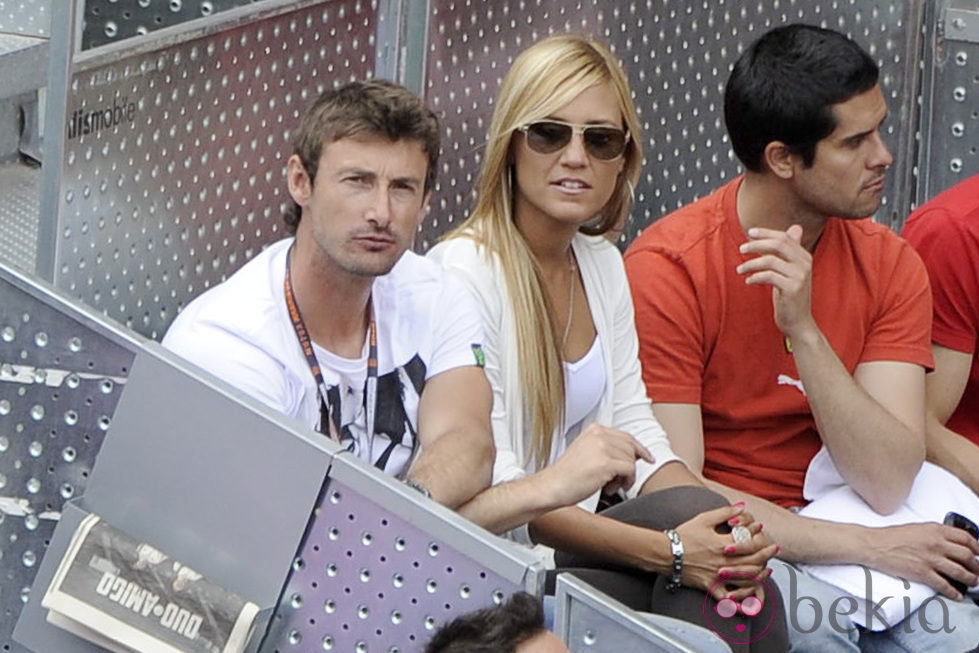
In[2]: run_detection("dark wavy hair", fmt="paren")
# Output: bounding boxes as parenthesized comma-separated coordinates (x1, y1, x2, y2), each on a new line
(283, 79, 440, 233)
(724, 24, 879, 171)
(424, 592, 546, 653)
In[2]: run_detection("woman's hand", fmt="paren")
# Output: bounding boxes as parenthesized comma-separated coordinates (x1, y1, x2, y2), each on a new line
(674, 504, 778, 600)
(541, 422, 653, 507)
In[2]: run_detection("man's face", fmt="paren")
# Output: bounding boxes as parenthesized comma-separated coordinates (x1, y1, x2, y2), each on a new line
(288, 135, 430, 278)
(791, 84, 894, 220)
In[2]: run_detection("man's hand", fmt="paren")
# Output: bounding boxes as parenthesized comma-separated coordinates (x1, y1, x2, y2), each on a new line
(737, 224, 816, 339)
(865, 522, 979, 599)
(540, 423, 653, 507)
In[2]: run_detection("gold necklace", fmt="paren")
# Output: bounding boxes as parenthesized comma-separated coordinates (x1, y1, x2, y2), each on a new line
(561, 248, 577, 348)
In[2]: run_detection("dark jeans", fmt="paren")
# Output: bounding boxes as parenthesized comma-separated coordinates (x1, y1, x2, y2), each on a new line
(546, 486, 788, 652)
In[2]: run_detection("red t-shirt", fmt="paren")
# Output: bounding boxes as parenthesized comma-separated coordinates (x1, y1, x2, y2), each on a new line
(902, 175, 979, 444)
(624, 177, 933, 508)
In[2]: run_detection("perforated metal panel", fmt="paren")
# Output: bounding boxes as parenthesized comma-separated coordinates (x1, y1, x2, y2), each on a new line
(0, 263, 137, 653)
(262, 453, 544, 652)
(0, 0, 51, 37)
(555, 575, 701, 653)
(0, 162, 40, 275)
(917, 0, 979, 204)
(82, 0, 262, 49)
(51, 0, 377, 340)
(417, 0, 924, 251)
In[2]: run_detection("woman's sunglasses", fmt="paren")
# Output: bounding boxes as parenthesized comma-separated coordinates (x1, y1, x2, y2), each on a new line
(516, 120, 630, 161)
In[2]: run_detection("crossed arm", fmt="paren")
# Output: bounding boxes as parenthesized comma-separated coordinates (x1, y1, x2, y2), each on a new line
(921, 344, 979, 493)
(737, 226, 925, 513)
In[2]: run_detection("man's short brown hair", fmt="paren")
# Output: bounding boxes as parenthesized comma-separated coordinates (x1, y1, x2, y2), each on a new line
(284, 79, 440, 233)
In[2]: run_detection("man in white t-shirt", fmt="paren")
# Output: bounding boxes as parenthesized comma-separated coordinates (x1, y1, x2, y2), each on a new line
(164, 80, 494, 508)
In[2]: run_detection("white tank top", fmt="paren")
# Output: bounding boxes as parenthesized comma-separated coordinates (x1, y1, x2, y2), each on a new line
(550, 335, 606, 465)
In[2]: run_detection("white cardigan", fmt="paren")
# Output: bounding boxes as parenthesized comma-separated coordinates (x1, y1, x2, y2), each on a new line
(428, 232, 681, 547)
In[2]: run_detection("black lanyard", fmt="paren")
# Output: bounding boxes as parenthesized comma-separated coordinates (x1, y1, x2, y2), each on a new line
(284, 244, 378, 446)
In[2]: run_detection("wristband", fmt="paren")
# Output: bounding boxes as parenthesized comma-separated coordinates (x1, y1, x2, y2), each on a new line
(403, 478, 432, 500)
(664, 528, 684, 593)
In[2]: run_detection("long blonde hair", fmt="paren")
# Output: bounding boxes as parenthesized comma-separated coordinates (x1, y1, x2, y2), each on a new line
(444, 34, 644, 468)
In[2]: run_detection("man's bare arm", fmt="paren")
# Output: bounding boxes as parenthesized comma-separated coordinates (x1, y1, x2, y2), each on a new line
(923, 344, 979, 492)
(412, 366, 494, 508)
(739, 226, 925, 512)
(654, 402, 979, 599)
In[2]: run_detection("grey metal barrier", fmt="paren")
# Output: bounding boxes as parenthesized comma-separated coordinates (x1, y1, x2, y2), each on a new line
(555, 573, 727, 653)
(416, 0, 927, 251)
(0, 0, 49, 37)
(0, 261, 140, 653)
(39, 0, 378, 340)
(30, 0, 973, 341)
(916, 0, 979, 204)
(13, 339, 341, 651)
(261, 451, 545, 652)
(80, 0, 262, 50)
(3, 262, 544, 651)
(0, 0, 51, 275)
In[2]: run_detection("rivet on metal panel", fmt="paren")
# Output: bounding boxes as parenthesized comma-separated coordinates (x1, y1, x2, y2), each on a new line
(946, 9, 979, 43)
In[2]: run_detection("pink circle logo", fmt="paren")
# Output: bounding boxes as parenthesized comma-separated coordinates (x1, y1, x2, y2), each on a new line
(701, 572, 780, 645)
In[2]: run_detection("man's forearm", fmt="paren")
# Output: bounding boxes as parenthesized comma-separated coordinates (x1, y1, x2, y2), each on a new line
(923, 344, 977, 491)
(699, 476, 875, 565)
(926, 415, 979, 494)
(789, 327, 924, 513)
(409, 428, 493, 509)
(456, 474, 568, 534)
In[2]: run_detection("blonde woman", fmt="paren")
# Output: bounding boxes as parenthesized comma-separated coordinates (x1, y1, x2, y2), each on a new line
(429, 35, 786, 649)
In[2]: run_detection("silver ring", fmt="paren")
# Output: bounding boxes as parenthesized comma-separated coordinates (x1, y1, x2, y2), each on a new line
(732, 525, 751, 544)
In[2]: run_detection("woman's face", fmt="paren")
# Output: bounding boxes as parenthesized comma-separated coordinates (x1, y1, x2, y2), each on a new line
(512, 82, 627, 231)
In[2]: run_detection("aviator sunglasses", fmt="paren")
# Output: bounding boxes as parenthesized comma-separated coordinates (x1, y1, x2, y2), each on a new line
(516, 120, 630, 161)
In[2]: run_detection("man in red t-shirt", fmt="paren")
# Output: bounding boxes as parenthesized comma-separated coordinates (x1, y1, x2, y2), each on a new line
(626, 25, 979, 647)
(903, 174, 979, 490)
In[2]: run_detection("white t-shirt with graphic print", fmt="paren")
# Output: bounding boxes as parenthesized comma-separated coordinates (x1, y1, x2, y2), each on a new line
(163, 237, 486, 479)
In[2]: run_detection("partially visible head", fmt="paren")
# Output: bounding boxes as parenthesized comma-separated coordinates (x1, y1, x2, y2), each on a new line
(425, 592, 567, 653)
(283, 79, 440, 233)
(475, 34, 643, 236)
(724, 24, 879, 172)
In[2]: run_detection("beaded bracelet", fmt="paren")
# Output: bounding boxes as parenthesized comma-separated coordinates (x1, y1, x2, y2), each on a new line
(664, 528, 684, 593)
